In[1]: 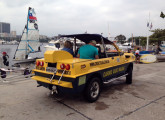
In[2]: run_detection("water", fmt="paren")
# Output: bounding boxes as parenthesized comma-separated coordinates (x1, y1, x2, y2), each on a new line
(0, 43, 47, 66)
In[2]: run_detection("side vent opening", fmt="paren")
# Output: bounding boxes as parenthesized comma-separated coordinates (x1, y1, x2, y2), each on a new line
(125, 55, 130, 58)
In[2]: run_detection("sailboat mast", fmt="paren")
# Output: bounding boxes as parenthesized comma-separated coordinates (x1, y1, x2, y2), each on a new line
(25, 7, 30, 59)
(132, 33, 133, 47)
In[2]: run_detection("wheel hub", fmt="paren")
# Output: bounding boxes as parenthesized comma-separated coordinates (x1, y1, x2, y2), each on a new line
(90, 82, 99, 98)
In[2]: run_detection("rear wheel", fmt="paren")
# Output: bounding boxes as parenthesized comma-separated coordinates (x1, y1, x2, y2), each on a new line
(126, 67, 132, 84)
(84, 77, 101, 102)
(1, 70, 6, 78)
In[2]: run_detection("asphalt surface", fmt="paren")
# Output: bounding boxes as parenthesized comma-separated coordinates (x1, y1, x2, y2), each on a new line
(0, 62, 165, 120)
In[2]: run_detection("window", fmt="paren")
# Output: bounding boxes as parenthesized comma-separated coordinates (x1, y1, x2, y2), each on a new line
(105, 44, 119, 57)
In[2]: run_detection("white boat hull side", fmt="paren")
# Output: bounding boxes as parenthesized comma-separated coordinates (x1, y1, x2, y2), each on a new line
(140, 54, 157, 63)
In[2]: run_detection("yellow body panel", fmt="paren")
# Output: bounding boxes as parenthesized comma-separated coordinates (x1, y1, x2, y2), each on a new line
(44, 50, 73, 63)
(31, 76, 73, 88)
(59, 58, 91, 63)
(33, 50, 135, 89)
(34, 52, 135, 78)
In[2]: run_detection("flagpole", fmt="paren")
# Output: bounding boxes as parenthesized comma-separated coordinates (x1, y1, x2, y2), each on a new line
(132, 33, 133, 47)
(146, 31, 149, 51)
(146, 12, 150, 51)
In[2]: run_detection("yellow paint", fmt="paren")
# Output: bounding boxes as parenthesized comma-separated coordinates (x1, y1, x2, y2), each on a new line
(103, 66, 125, 78)
(44, 50, 73, 63)
(32, 50, 135, 89)
(31, 76, 73, 88)
(103, 70, 112, 78)
(119, 66, 125, 72)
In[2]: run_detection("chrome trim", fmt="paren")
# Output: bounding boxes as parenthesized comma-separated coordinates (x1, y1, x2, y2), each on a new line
(103, 73, 128, 84)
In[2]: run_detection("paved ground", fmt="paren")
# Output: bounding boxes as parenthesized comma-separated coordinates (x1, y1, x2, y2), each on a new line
(0, 62, 165, 120)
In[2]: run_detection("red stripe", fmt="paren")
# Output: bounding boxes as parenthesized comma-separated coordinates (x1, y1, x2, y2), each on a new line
(29, 16, 37, 20)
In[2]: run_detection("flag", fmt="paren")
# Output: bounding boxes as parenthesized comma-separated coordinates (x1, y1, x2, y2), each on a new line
(147, 22, 149, 27)
(150, 22, 153, 29)
(29, 13, 37, 20)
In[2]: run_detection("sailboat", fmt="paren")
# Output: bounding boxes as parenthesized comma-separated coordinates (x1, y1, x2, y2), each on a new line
(13, 7, 41, 63)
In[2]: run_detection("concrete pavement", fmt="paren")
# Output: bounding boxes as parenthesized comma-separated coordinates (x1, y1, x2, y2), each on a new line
(0, 62, 165, 120)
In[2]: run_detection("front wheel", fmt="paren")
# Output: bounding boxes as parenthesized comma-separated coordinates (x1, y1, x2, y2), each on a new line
(84, 77, 101, 103)
(126, 67, 133, 84)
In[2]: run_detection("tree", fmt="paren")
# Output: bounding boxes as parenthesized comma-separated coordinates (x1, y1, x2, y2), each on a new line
(160, 11, 165, 19)
(127, 29, 165, 46)
(127, 36, 147, 46)
(150, 29, 165, 45)
(115, 34, 126, 44)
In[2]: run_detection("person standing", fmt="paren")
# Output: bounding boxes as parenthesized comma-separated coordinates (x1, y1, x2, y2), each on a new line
(2, 52, 9, 66)
(135, 48, 140, 64)
(155, 45, 162, 54)
(77, 40, 99, 60)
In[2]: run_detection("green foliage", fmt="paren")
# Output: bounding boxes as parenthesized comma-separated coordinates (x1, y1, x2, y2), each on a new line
(150, 29, 165, 38)
(160, 12, 165, 18)
(127, 29, 165, 46)
(115, 34, 126, 44)
(150, 29, 165, 45)
(127, 36, 147, 46)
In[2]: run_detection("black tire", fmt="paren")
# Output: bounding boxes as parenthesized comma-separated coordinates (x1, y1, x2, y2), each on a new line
(126, 67, 132, 84)
(84, 77, 101, 103)
(24, 69, 31, 78)
(1, 70, 6, 78)
(23, 69, 30, 75)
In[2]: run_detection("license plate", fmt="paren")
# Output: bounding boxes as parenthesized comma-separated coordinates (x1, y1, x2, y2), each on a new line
(46, 67, 57, 73)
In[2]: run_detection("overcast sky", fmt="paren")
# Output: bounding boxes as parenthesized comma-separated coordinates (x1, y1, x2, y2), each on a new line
(0, 0, 164, 39)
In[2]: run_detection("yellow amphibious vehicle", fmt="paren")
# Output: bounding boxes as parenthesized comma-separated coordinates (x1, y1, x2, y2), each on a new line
(32, 34, 135, 102)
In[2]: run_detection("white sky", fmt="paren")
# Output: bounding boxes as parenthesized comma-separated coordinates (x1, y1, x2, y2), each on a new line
(0, 0, 165, 39)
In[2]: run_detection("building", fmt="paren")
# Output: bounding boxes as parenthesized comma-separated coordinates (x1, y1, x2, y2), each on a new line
(0, 33, 10, 37)
(11, 31, 17, 38)
(39, 35, 48, 39)
(0, 22, 10, 33)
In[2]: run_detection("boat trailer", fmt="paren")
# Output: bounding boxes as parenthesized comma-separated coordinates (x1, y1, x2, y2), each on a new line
(0, 67, 32, 82)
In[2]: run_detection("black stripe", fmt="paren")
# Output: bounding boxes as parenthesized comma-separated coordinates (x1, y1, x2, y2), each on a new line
(34, 72, 75, 82)
(35, 62, 132, 83)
